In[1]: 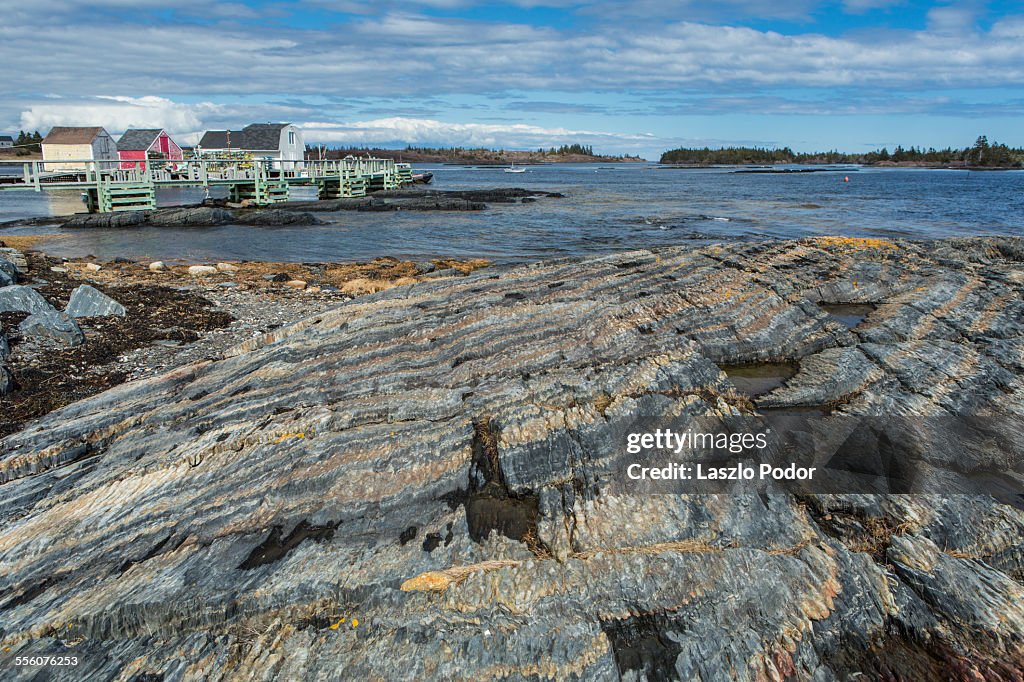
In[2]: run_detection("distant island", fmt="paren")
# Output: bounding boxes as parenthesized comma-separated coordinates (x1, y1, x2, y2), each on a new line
(660, 136, 1024, 168)
(310, 144, 645, 165)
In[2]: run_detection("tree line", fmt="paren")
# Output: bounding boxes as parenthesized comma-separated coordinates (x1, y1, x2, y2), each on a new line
(9, 131, 43, 155)
(660, 137, 1023, 167)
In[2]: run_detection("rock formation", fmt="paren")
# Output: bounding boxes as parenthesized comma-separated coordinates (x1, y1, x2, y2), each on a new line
(0, 237, 1022, 680)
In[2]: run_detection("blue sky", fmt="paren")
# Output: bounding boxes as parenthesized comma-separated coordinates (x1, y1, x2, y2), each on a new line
(2, 0, 1023, 159)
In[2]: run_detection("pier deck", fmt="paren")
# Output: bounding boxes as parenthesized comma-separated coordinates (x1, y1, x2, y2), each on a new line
(0, 158, 413, 212)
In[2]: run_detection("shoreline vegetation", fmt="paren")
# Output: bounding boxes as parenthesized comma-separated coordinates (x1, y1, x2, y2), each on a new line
(309, 144, 645, 165)
(660, 135, 1024, 168)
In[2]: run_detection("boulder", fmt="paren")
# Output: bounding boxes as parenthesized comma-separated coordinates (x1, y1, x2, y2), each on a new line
(237, 210, 323, 226)
(422, 267, 465, 279)
(149, 261, 167, 272)
(65, 284, 127, 318)
(187, 265, 219, 276)
(0, 270, 12, 288)
(148, 207, 234, 227)
(62, 212, 148, 229)
(0, 247, 28, 274)
(0, 285, 53, 314)
(0, 362, 11, 396)
(18, 309, 84, 346)
(0, 257, 18, 283)
(83, 263, 102, 273)
(0, 324, 8, 359)
(216, 263, 239, 273)
(284, 279, 307, 289)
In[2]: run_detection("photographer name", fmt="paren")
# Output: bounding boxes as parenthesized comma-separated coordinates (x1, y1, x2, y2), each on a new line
(626, 462, 816, 481)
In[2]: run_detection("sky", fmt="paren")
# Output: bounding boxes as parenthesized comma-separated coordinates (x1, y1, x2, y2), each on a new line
(2, 0, 1023, 159)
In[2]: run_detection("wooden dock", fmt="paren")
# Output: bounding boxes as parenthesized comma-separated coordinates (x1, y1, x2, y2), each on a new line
(0, 158, 415, 213)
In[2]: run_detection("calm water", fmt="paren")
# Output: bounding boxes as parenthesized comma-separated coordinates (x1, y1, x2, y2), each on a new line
(1, 164, 1021, 263)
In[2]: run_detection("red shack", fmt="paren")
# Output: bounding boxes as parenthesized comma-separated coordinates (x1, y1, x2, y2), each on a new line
(116, 128, 183, 170)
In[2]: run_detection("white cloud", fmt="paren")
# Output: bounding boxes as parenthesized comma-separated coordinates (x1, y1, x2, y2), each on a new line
(19, 96, 219, 138)
(300, 117, 656, 150)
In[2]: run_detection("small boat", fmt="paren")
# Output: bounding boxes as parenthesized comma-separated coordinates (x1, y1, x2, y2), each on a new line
(412, 172, 434, 184)
(504, 162, 527, 174)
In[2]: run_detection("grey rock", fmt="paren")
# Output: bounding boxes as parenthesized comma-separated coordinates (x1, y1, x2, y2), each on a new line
(236, 209, 323, 226)
(0, 248, 28, 274)
(62, 211, 148, 228)
(149, 207, 235, 227)
(0, 324, 8, 360)
(0, 237, 1022, 680)
(0, 285, 54, 314)
(18, 309, 85, 346)
(0, 257, 18, 284)
(413, 261, 436, 274)
(64, 284, 127, 318)
(421, 267, 464, 278)
(0, 362, 11, 396)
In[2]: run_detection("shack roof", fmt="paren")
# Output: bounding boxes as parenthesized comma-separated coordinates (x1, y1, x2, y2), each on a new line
(117, 129, 164, 151)
(198, 123, 291, 151)
(42, 127, 107, 145)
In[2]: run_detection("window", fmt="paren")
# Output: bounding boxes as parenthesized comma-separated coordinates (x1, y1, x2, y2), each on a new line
(288, 131, 296, 146)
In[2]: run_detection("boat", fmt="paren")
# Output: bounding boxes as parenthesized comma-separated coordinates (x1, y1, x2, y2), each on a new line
(504, 161, 527, 173)
(412, 172, 433, 184)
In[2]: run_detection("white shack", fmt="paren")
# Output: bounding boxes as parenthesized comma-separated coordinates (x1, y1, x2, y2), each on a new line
(197, 123, 305, 169)
(41, 127, 117, 171)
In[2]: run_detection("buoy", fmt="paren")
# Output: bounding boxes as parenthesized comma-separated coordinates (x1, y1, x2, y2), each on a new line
(844, 176, 849, 183)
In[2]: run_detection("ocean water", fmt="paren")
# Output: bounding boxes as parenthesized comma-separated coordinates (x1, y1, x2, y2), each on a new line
(0, 164, 1021, 263)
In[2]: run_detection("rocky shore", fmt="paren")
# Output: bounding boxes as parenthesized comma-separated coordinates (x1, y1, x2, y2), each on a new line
(0, 237, 1022, 680)
(60, 188, 565, 229)
(0, 243, 486, 437)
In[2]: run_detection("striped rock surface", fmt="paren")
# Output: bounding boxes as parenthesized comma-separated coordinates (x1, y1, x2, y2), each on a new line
(1, 237, 1023, 680)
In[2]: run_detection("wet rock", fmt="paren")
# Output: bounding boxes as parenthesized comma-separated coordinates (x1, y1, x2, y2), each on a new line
(0, 237, 1022, 680)
(18, 309, 85, 346)
(0, 285, 53, 314)
(64, 284, 127, 318)
(148, 207, 235, 226)
(236, 209, 322, 226)
(62, 211, 148, 228)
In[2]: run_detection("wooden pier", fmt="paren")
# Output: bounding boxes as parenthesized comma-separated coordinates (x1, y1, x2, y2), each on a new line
(0, 158, 415, 213)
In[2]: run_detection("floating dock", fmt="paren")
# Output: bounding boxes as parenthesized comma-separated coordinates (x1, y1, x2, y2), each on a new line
(0, 158, 415, 213)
